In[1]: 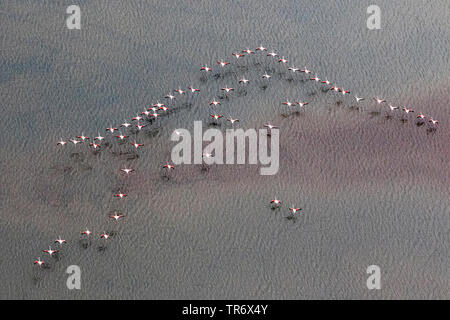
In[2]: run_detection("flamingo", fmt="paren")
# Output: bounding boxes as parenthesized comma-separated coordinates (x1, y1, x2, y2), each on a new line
(69, 139, 81, 145)
(82, 229, 92, 236)
(201, 65, 212, 72)
(301, 67, 312, 74)
(131, 141, 144, 149)
(227, 117, 239, 124)
(221, 86, 234, 93)
(210, 99, 221, 106)
(34, 258, 45, 267)
(115, 133, 128, 140)
(270, 199, 281, 205)
(77, 133, 89, 141)
(330, 85, 340, 92)
(210, 114, 223, 121)
(89, 142, 100, 149)
(163, 164, 175, 169)
(389, 105, 399, 111)
(55, 237, 67, 245)
(374, 97, 386, 104)
(289, 207, 302, 214)
(283, 100, 295, 107)
(110, 213, 124, 221)
(43, 247, 58, 256)
(94, 134, 105, 141)
(402, 107, 414, 113)
(100, 232, 110, 240)
(355, 96, 364, 102)
(217, 60, 230, 67)
(297, 101, 309, 107)
(120, 168, 134, 174)
(429, 118, 438, 125)
(114, 192, 127, 199)
(57, 139, 66, 146)
(239, 78, 249, 84)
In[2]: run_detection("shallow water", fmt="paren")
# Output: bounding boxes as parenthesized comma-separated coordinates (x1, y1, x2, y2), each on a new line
(0, 0, 449, 299)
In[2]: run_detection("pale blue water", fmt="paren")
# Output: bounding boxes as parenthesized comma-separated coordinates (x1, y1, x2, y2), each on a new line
(0, 0, 448, 299)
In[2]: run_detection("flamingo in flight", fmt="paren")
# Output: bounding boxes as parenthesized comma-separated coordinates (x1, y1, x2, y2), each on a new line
(120, 168, 134, 174)
(43, 247, 58, 256)
(106, 127, 118, 133)
(100, 232, 111, 240)
(270, 199, 281, 205)
(210, 114, 223, 121)
(201, 65, 212, 72)
(89, 142, 100, 149)
(389, 105, 399, 111)
(114, 192, 127, 199)
(232, 52, 244, 59)
(69, 139, 81, 145)
(131, 141, 144, 149)
(210, 99, 221, 106)
(227, 117, 239, 124)
(222, 86, 234, 93)
(94, 134, 105, 141)
(297, 101, 309, 107)
(217, 60, 230, 67)
(283, 100, 295, 107)
(374, 97, 386, 104)
(301, 67, 312, 74)
(82, 229, 92, 236)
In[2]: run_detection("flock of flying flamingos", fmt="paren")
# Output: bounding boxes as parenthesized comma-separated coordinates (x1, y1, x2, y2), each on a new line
(33, 45, 439, 269)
